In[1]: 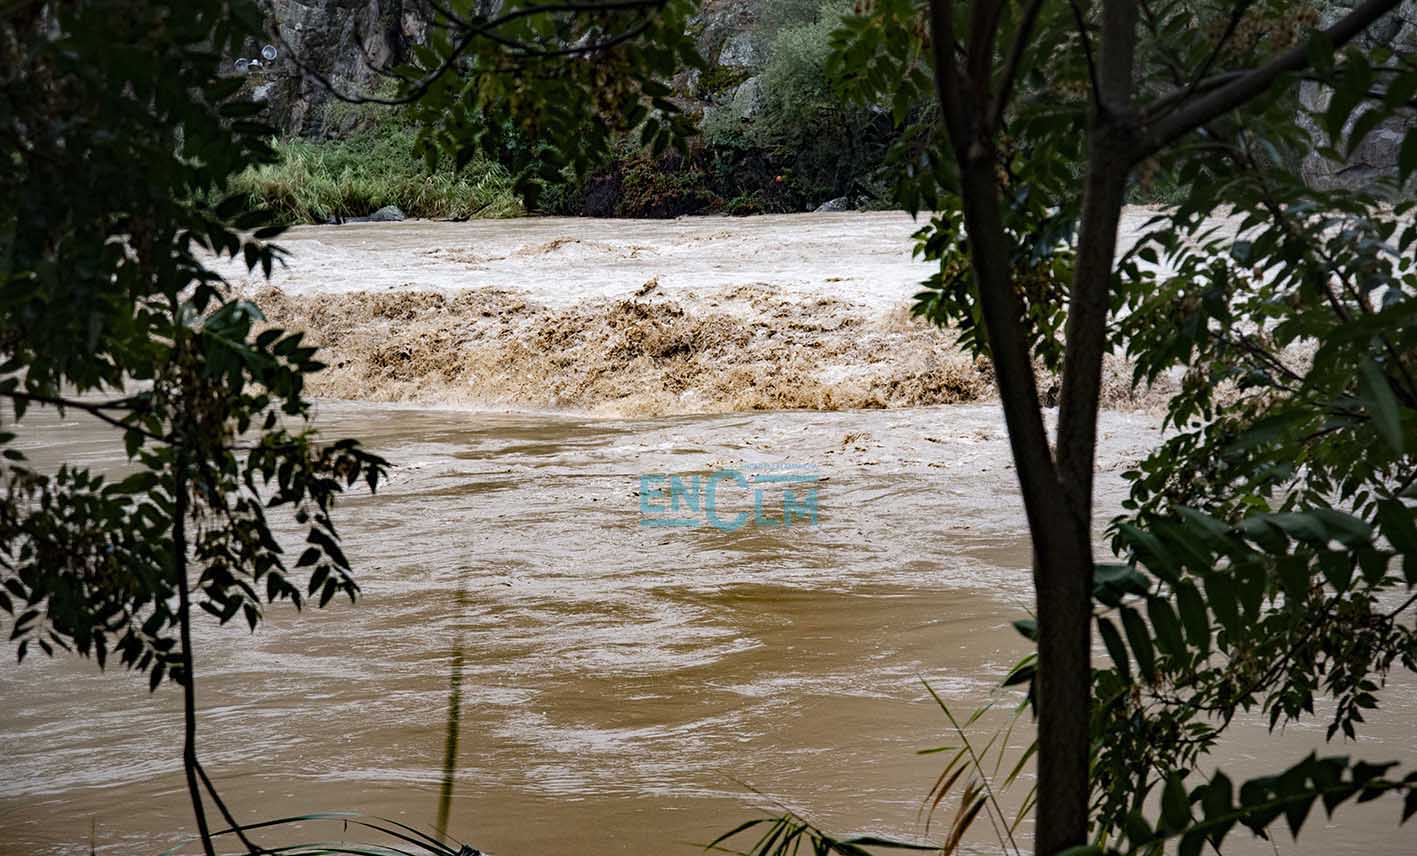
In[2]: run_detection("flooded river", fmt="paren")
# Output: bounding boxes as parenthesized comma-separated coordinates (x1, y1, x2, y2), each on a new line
(1, 215, 1414, 855)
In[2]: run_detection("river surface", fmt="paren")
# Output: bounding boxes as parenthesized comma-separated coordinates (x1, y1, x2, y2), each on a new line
(2, 214, 1414, 855)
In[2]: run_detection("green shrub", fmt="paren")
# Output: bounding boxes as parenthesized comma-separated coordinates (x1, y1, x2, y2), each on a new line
(231, 127, 523, 225)
(617, 149, 721, 217)
(704, 1, 897, 207)
(750, 0, 831, 53)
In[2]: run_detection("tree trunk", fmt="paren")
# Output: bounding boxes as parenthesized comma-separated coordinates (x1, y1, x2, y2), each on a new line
(923, 1, 1139, 851)
(922, 0, 1406, 851)
(953, 127, 1098, 856)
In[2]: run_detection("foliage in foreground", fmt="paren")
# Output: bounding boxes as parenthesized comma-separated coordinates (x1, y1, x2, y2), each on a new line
(160, 812, 481, 856)
(3, 1, 392, 852)
(718, 0, 1417, 853)
(2, 0, 699, 854)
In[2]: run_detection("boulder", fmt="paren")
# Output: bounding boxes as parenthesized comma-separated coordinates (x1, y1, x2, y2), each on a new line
(259, 0, 436, 136)
(329, 205, 407, 224)
(717, 31, 758, 68)
(362, 205, 406, 222)
(692, 0, 758, 68)
(726, 76, 763, 120)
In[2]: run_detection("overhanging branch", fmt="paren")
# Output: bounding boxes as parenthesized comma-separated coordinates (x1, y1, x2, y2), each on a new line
(1136, 0, 1405, 161)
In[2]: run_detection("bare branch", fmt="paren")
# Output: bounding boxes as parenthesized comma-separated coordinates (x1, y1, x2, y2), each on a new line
(269, 0, 672, 107)
(928, 0, 970, 143)
(1140, 70, 1247, 122)
(1183, 0, 1257, 101)
(0, 390, 167, 442)
(967, 0, 1006, 105)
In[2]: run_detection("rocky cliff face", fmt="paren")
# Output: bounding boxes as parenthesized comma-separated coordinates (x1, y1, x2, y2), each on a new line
(251, 0, 433, 136)
(251, 0, 760, 137)
(1300, 1, 1417, 191)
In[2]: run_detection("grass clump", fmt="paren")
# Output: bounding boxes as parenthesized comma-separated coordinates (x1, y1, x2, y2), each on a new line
(231, 127, 523, 225)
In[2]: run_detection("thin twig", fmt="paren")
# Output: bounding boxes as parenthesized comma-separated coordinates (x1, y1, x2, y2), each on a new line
(990, 0, 1046, 130)
(269, 0, 672, 107)
(0, 390, 168, 443)
(195, 760, 264, 855)
(1067, 0, 1103, 108)
(1138, 0, 1406, 160)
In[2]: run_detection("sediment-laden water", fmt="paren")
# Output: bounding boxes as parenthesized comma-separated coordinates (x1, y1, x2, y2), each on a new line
(222, 212, 1181, 415)
(2, 214, 1412, 856)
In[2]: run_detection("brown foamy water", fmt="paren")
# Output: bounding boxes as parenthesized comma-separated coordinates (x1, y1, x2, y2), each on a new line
(219, 213, 1176, 416)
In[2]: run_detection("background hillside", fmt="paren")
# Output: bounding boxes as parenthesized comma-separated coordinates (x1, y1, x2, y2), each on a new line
(232, 0, 1417, 221)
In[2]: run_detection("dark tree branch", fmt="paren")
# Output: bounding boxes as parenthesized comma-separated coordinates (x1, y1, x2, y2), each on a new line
(0, 391, 167, 443)
(1030, 6, 1140, 852)
(929, 5, 1095, 849)
(928, 0, 969, 142)
(1137, 0, 1406, 160)
(1056, 0, 1138, 526)
(457, 13, 656, 60)
(1141, 70, 1247, 122)
(195, 760, 262, 855)
(967, 0, 1006, 106)
(990, 0, 1047, 130)
(175, 449, 216, 856)
(1183, 0, 1257, 101)
(1067, 0, 1104, 107)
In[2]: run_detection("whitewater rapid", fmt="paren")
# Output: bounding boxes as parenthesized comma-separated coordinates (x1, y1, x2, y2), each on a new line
(215, 211, 1190, 416)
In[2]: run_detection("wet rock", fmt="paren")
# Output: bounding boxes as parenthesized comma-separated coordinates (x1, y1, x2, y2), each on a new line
(717, 31, 758, 68)
(327, 205, 408, 225)
(365, 205, 406, 222)
(1298, 85, 1412, 192)
(260, 0, 436, 136)
(725, 76, 763, 120)
(693, 0, 758, 68)
(259, 0, 765, 136)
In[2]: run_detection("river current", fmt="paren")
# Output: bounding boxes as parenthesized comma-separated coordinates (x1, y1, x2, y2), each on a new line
(1, 214, 1413, 855)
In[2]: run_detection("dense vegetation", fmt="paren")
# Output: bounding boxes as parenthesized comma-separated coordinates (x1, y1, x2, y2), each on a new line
(234, 0, 1265, 222)
(239, 0, 909, 220)
(231, 128, 522, 225)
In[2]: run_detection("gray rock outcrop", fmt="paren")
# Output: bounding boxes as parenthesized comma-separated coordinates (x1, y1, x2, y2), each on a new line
(1299, 1, 1417, 192)
(253, 0, 435, 136)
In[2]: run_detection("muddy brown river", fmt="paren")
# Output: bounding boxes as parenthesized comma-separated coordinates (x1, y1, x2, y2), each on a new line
(2, 215, 1414, 855)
